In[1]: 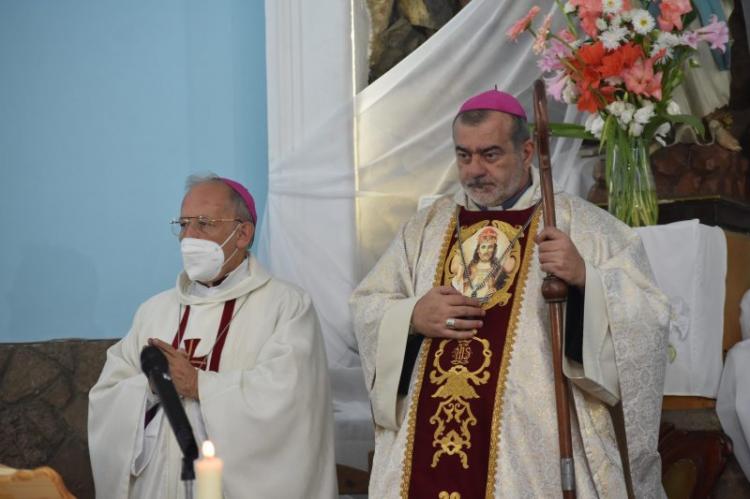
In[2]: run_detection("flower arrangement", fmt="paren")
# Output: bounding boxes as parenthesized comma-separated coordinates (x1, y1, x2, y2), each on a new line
(507, 0, 729, 226)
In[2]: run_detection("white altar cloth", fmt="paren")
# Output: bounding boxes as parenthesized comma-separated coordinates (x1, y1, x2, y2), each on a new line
(635, 219, 727, 397)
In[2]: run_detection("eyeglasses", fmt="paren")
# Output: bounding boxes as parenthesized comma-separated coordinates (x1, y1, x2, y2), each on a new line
(169, 216, 242, 237)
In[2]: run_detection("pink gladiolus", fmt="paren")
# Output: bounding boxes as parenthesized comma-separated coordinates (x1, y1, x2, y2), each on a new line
(545, 71, 568, 102)
(695, 15, 729, 52)
(557, 29, 576, 43)
(507, 6, 541, 41)
(538, 49, 561, 72)
(538, 38, 570, 72)
(680, 30, 700, 49)
(622, 56, 663, 100)
(658, 0, 692, 31)
(533, 14, 553, 54)
(550, 38, 572, 58)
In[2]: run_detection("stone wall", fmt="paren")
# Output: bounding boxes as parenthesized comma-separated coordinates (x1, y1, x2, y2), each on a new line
(0, 339, 116, 499)
(367, 0, 470, 82)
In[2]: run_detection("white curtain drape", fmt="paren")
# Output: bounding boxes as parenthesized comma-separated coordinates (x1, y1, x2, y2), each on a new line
(260, 0, 367, 372)
(261, 0, 373, 474)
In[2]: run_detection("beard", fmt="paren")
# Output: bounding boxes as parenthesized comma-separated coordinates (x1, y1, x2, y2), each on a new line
(462, 163, 527, 208)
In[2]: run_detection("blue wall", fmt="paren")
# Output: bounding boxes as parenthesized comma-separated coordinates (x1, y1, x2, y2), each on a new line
(0, 0, 268, 341)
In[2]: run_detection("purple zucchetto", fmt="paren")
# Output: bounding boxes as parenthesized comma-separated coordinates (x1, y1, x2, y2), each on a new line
(457, 89, 527, 120)
(220, 177, 257, 224)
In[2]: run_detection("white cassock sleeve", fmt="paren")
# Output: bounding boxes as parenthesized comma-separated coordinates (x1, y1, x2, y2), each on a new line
(369, 297, 420, 430)
(88, 303, 152, 499)
(563, 262, 620, 405)
(351, 214, 423, 432)
(132, 390, 162, 475)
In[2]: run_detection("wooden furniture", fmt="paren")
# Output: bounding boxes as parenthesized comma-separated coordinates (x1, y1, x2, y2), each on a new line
(0, 465, 76, 499)
(659, 423, 733, 499)
(336, 464, 370, 495)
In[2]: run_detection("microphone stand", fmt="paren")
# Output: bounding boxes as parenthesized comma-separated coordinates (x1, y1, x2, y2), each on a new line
(141, 347, 199, 499)
(182, 455, 195, 499)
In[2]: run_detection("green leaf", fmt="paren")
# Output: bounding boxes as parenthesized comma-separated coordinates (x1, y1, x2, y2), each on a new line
(642, 116, 669, 142)
(666, 113, 705, 136)
(600, 114, 618, 152)
(528, 122, 596, 140)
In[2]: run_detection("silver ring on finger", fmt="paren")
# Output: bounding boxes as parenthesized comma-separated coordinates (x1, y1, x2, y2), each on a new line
(445, 318, 456, 329)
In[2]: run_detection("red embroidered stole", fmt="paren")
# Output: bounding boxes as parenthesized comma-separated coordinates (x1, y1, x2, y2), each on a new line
(402, 205, 540, 499)
(144, 299, 237, 427)
(171, 299, 236, 372)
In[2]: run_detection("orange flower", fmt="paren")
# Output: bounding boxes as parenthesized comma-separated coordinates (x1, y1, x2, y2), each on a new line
(599, 43, 644, 78)
(576, 86, 600, 113)
(577, 41, 606, 65)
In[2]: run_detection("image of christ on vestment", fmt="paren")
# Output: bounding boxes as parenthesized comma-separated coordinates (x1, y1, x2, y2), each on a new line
(448, 223, 519, 306)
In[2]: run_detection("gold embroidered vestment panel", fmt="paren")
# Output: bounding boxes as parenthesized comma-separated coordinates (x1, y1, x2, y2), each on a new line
(402, 205, 540, 498)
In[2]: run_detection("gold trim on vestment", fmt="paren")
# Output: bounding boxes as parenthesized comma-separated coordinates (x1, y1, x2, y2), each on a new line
(399, 213, 458, 498)
(429, 336, 492, 468)
(483, 209, 541, 498)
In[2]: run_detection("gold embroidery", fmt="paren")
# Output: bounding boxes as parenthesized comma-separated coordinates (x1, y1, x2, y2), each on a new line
(438, 492, 461, 499)
(451, 339, 472, 365)
(445, 219, 524, 310)
(400, 337, 432, 499)
(399, 213, 457, 498)
(434, 215, 458, 292)
(484, 210, 541, 498)
(429, 336, 492, 468)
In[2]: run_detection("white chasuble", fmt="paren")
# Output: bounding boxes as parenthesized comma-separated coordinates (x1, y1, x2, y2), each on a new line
(352, 172, 669, 498)
(89, 255, 337, 499)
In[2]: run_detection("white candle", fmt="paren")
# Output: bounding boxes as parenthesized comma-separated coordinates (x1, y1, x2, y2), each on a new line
(196, 440, 223, 499)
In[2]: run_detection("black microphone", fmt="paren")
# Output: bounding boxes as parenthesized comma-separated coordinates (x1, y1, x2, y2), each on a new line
(140, 345, 199, 479)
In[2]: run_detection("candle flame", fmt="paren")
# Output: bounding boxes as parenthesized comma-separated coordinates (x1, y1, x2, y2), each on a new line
(202, 440, 215, 458)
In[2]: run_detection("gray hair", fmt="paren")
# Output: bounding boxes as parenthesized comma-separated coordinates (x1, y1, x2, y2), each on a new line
(454, 110, 531, 150)
(185, 173, 253, 223)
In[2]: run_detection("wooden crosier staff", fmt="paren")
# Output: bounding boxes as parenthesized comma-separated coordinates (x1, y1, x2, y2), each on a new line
(533, 78, 576, 499)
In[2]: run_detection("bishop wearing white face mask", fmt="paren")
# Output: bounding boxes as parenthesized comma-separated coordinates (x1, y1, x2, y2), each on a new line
(180, 223, 242, 284)
(88, 174, 337, 499)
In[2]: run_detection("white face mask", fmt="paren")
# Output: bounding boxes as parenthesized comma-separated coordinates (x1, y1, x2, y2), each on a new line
(180, 225, 240, 283)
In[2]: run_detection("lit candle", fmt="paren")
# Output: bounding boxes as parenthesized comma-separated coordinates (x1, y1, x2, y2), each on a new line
(196, 440, 223, 499)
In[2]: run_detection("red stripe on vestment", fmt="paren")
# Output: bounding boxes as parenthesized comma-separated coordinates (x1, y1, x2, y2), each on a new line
(172, 305, 191, 348)
(209, 298, 236, 372)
